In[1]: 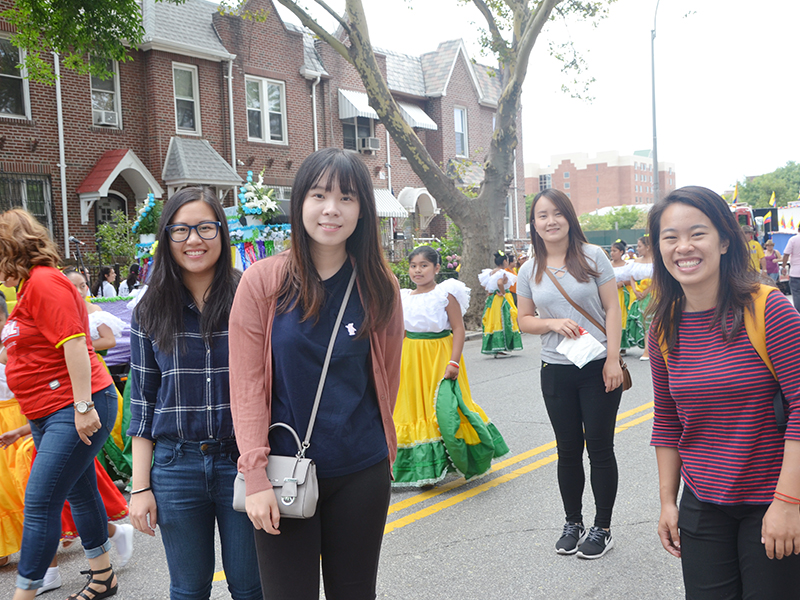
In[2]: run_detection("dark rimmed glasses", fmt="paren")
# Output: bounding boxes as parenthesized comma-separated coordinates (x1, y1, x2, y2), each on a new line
(166, 221, 221, 243)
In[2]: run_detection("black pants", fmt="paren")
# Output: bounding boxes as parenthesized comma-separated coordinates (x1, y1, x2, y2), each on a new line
(679, 488, 800, 599)
(254, 458, 391, 600)
(540, 359, 622, 528)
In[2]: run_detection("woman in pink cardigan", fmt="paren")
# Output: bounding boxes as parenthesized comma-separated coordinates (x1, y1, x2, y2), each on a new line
(229, 148, 403, 600)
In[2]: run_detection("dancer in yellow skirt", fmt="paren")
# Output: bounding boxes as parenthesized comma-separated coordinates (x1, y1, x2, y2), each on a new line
(609, 240, 632, 356)
(393, 246, 509, 486)
(479, 251, 523, 356)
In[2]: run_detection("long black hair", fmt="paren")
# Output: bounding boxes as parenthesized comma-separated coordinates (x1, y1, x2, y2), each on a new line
(92, 265, 114, 297)
(135, 187, 240, 353)
(648, 185, 758, 352)
(275, 148, 397, 336)
(529, 188, 600, 284)
(124, 264, 139, 292)
(611, 239, 627, 254)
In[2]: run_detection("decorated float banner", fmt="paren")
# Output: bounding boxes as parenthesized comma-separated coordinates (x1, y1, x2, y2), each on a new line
(228, 219, 291, 271)
(89, 296, 134, 367)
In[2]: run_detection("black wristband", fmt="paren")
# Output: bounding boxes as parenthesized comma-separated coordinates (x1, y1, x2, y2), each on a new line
(130, 487, 152, 495)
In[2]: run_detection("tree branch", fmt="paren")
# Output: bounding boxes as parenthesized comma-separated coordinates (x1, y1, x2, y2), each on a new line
(312, 0, 351, 32)
(275, 0, 350, 60)
(470, 0, 508, 56)
(512, 0, 562, 88)
(343, 0, 471, 221)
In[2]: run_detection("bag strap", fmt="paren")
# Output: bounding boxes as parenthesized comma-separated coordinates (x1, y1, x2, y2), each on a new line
(658, 284, 785, 434)
(300, 266, 357, 456)
(545, 268, 606, 335)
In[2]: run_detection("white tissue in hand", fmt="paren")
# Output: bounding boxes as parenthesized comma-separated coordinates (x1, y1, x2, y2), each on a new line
(556, 327, 605, 368)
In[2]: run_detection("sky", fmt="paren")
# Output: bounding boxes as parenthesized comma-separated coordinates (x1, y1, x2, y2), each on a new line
(274, 0, 800, 194)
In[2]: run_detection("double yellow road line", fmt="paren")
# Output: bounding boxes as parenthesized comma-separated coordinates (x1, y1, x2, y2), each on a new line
(384, 401, 654, 534)
(213, 401, 654, 582)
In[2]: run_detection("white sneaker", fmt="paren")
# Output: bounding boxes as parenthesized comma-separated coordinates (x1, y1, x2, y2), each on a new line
(111, 523, 135, 567)
(36, 566, 62, 596)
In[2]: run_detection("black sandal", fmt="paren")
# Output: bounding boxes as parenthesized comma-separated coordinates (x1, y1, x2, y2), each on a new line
(67, 565, 118, 600)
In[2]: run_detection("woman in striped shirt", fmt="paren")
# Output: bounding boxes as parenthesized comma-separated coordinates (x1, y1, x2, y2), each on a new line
(649, 186, 800, 598)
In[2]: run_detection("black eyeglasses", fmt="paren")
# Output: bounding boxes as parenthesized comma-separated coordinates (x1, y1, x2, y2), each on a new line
(166, 221, 221, 243)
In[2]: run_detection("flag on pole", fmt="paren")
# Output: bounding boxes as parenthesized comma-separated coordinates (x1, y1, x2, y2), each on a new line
(764, 211, 772, 224)
(769, 191, 776, 207)
(781, 216, 787, 230)
(731, 183, 738, 205)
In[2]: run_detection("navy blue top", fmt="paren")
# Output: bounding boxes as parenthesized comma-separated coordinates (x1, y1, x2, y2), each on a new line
(129, 295, 234, 442)
(270, 261, 387, 478)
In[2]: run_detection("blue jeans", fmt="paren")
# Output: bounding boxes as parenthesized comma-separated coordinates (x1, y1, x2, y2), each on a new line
(17, 385, 117, 590)
(151, 437, 262, 600)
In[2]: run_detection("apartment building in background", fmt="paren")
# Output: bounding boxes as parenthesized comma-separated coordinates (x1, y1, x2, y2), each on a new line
(0, 0, 526, 259)
(524, 150, 677, 216)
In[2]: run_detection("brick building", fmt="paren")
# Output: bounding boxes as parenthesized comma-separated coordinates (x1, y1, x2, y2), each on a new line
(0, 0, 525, 259)
(524, 151, 677, 216)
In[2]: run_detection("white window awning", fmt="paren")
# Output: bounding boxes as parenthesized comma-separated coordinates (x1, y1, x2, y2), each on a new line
(339, 89, 379, 120)
(338, 89, 437, 130)
(374, 188, 408, 218)
(398, 102, 438, 130)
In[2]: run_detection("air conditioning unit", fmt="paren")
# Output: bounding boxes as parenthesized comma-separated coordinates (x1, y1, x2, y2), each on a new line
(93, 110, 118, 127)
(359, 137, 380, 153)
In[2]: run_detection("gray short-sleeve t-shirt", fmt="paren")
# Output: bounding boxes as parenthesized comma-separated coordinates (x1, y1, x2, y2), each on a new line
(517, 244, 615, 364)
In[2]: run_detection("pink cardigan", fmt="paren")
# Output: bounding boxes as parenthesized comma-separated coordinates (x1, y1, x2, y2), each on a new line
(229, 252, 404, 495)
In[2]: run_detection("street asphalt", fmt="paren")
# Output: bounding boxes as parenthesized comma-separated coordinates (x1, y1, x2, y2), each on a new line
(0, 333, 685, 599)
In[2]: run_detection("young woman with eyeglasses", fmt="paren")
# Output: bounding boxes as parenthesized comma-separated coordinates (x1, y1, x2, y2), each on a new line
(128, 187, 262, 600)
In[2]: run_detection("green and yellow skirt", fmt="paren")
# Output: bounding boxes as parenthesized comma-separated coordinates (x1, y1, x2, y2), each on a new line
(392, 331, 509, 487)
(625, 278, 652, 349)
(481, 292, 523, 355)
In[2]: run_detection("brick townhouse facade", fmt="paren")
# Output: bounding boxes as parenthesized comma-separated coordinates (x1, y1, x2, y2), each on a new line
(524, 151, 677, 216)
(0, 0, 526, 260)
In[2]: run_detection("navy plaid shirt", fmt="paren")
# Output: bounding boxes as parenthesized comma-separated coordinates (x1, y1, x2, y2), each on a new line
(128, 300, 234, 442)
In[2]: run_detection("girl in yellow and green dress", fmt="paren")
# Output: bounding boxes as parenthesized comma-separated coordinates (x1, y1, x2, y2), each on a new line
(478, 251, 523, 356)
(393, 246, 509, 487)
(609, 240, 633, 356)
(626, 235, 654, 360)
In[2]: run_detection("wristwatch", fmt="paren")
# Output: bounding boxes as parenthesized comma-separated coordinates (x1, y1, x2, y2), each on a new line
(74, 400, 95, 414)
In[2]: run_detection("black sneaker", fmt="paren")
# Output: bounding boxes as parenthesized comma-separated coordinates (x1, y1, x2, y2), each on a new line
(576, 526, 614, 559)
(555, 522, 586, 555)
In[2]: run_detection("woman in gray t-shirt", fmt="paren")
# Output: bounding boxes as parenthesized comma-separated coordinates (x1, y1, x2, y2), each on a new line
(517, 188, 624, 560)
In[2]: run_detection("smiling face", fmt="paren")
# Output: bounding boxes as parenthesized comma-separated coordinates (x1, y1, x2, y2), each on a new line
(105, 269, 117, 283)
(408, 255, 439, 289)
(658, 202, 729, 306)
(301, 172, 361, 256)
(168, 200, 222, 282)
(532, 196, 569, 247)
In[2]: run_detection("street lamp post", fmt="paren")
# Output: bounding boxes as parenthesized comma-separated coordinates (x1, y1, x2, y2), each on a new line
(651, 0, 660, 202)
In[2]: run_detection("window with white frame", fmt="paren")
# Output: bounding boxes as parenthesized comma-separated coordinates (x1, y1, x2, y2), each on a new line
(0, 37, 30, 119)
(173, 64, 200, 134)
(539, 174, 551, 191)
(564, 182, 570, 189)
(342, 117, 373, 151)
(246, 76, 287, 144)
(454, 106, 468, 156)
(90, 58, 122, 128)
(563, 171, 570, 179)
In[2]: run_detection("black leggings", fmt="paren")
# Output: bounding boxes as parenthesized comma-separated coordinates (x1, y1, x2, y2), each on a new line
(679, 488, 800, 599)
(540, 359, 622, 528)
(254, 458, 391, 600)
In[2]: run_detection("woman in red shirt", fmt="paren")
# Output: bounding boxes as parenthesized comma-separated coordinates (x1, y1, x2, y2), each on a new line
(0, 209, 120, 600)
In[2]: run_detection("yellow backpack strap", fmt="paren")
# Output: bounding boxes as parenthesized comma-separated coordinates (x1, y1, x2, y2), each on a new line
(743, 284, 778, 381)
